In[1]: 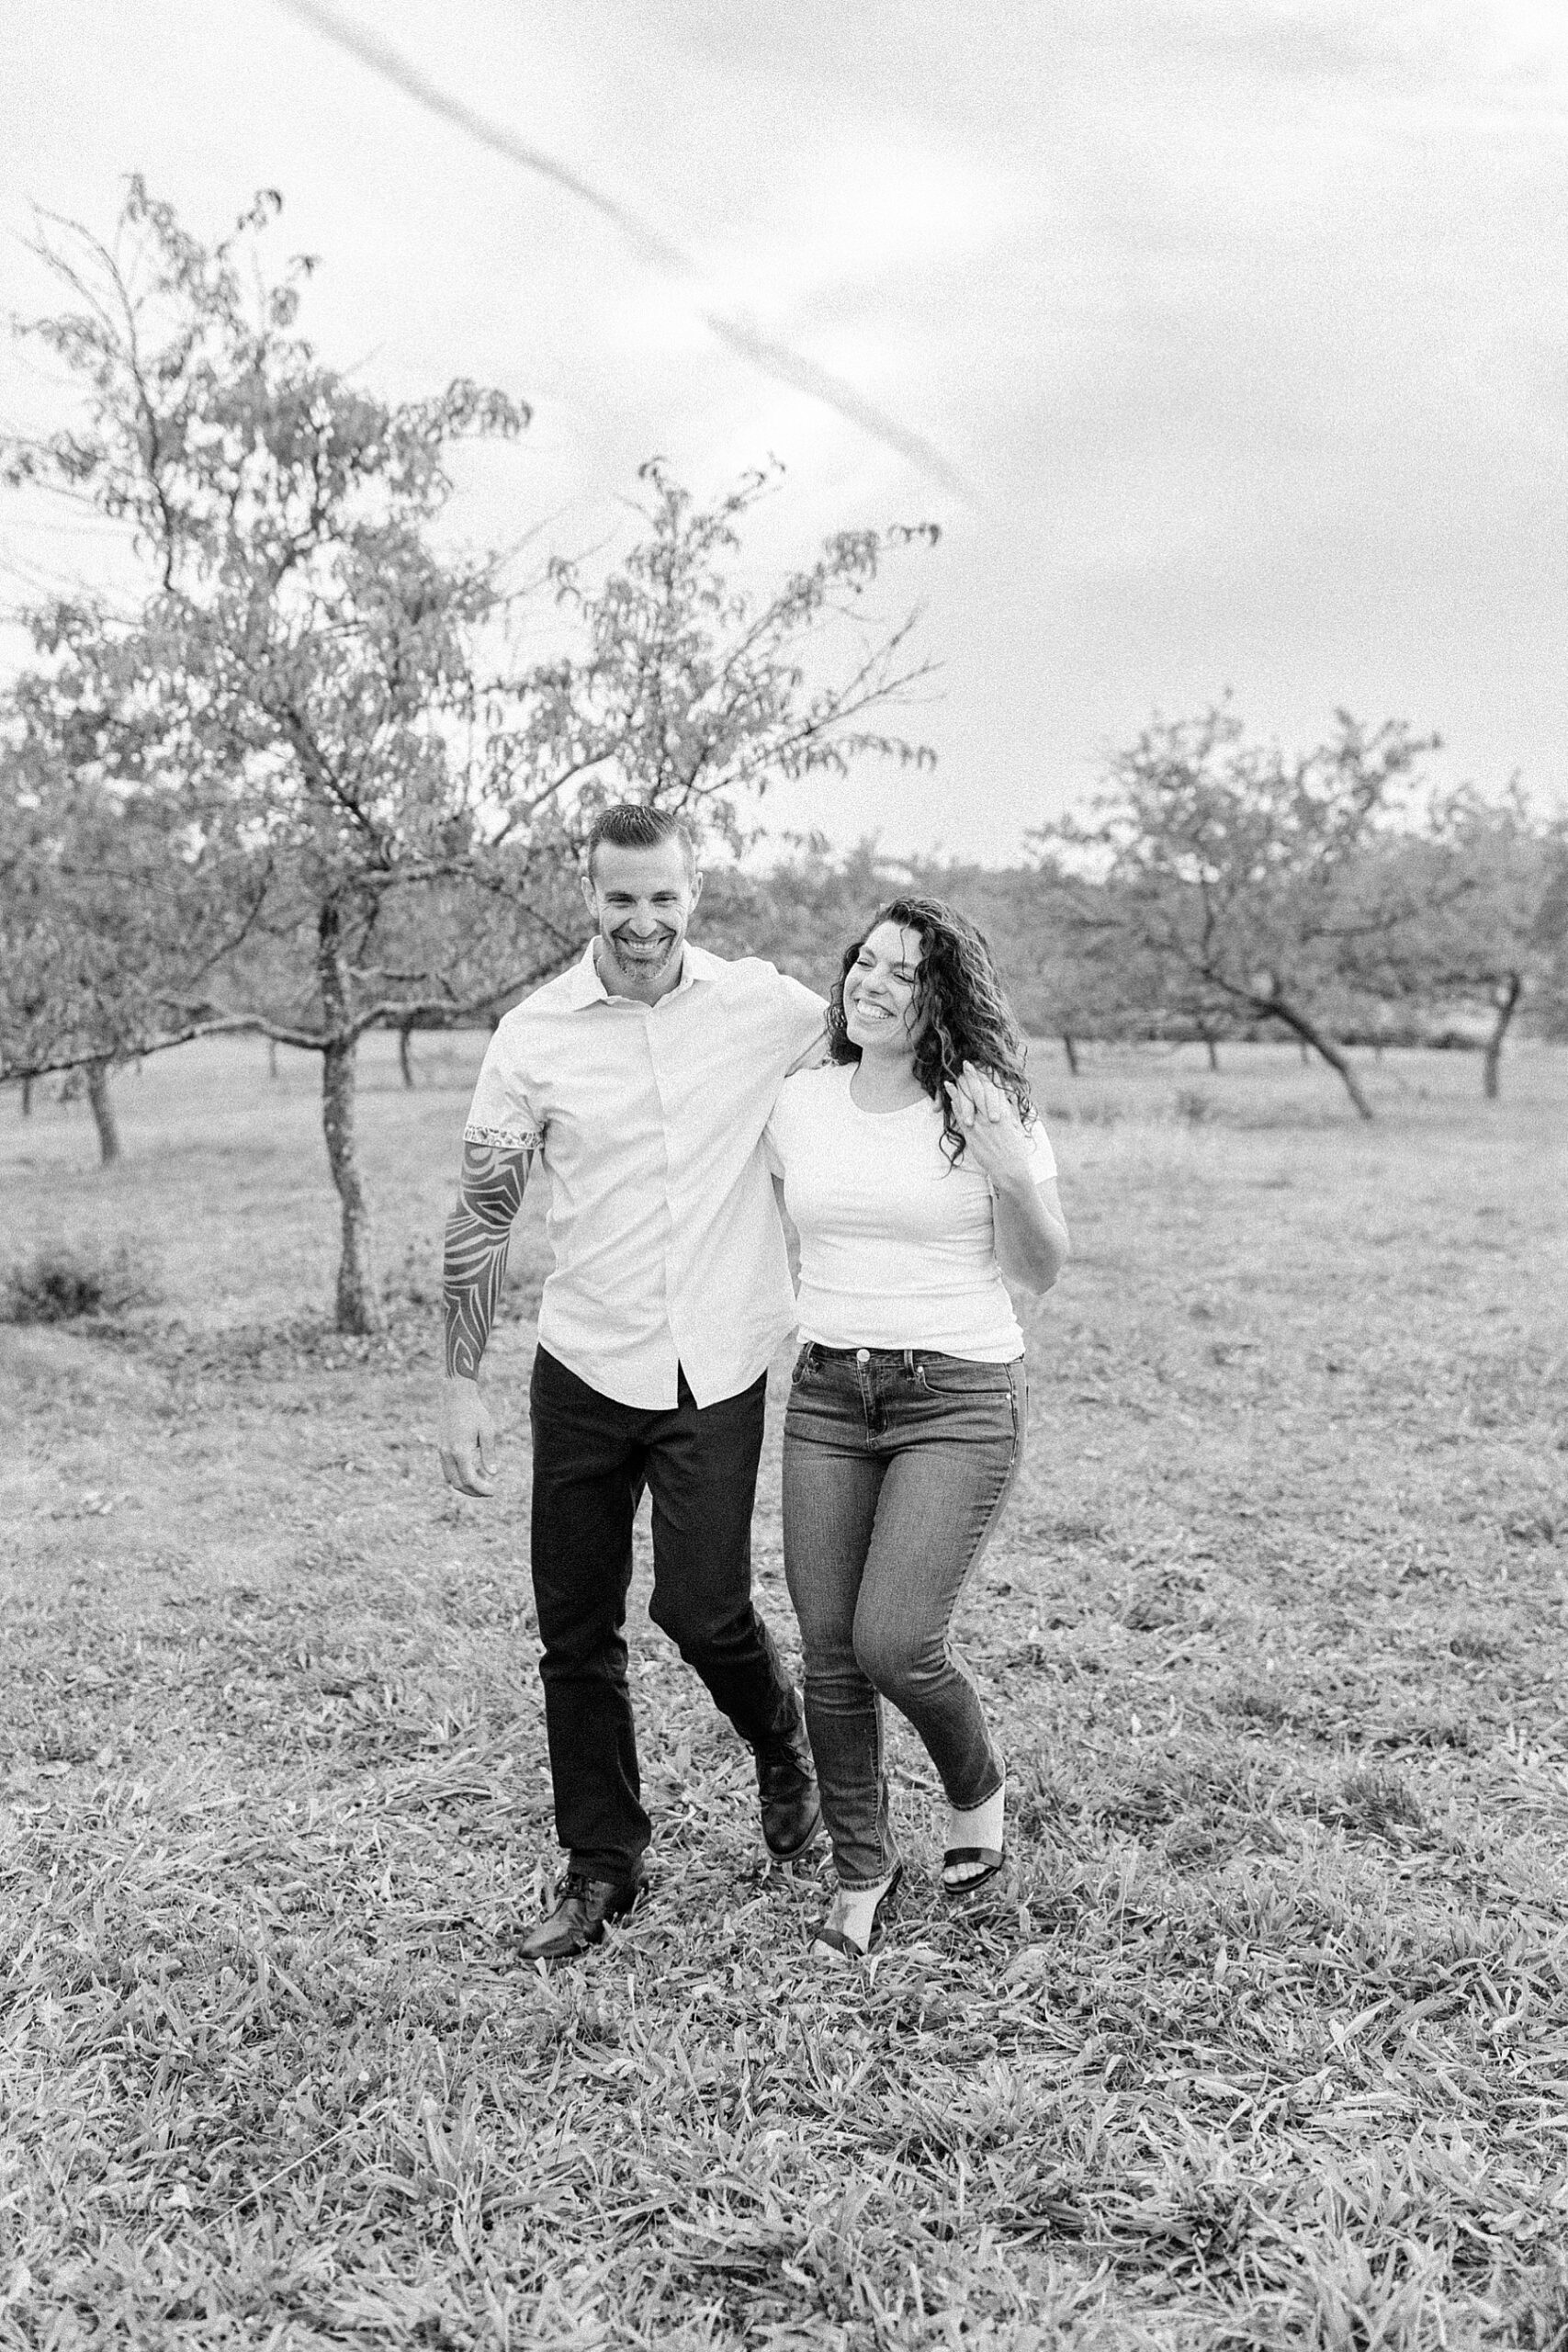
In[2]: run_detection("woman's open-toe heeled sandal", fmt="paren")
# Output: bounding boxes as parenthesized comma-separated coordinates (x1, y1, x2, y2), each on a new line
(942, 1844, 1006, 1896)
(809, 1864, 902, 1961)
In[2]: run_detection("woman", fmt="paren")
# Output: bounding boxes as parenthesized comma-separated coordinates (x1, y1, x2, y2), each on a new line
(766, 897, 1069, 1961)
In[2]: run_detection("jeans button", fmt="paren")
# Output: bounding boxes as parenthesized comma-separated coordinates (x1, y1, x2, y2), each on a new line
(855, 1348, 870, 1363)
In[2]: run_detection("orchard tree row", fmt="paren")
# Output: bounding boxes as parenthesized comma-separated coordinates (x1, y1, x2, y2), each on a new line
(701, 723, 1565, 1121)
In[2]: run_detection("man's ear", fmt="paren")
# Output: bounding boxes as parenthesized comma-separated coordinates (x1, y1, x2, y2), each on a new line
(687, 869, 704, 911)
(579, 869, 598, 918)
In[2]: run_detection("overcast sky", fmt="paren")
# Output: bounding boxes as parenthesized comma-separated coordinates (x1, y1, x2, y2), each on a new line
(4, 1, 1565, 860)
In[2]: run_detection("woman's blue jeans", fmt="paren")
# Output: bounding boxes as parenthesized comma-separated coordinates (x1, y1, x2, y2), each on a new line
(782, 1344, 1026, 1887)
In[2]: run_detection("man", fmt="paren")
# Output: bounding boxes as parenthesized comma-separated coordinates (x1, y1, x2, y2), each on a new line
(439, 803, 826, 1964)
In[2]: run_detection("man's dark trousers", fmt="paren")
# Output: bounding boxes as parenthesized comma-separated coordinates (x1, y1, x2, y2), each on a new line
(528, 1343, 799, 1883)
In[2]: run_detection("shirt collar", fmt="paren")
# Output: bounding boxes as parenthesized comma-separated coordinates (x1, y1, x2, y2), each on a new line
(567, 939, 719, 1009)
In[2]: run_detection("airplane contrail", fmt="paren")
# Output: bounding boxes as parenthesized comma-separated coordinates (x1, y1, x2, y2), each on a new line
(270, 0, 973, 503)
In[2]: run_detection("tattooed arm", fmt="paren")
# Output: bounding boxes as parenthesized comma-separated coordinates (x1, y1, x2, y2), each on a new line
(438, 1138, 533, 1497)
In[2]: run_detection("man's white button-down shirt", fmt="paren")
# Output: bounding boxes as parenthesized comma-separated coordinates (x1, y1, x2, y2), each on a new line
(464, 943, 825, 1409)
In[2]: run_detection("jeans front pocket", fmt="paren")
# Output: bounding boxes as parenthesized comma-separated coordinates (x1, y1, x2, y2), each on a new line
(914, 1353, 1021, 1400)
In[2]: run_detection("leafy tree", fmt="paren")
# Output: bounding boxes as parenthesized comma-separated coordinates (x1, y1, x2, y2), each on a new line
(2, 187, 939, 1325)
(518, 459, 938, 847)
(921, 859, 1181, 1072)
(1032, 704, 1448, 1119)
(1337, 786, 1566, 1098)
(0, 701, 271, 1162)
(697, 841, 1164, 1076)
(1534, 852, 1568, 1047)
(693, 834, 910, 987)
(0, 182, 563, 1324)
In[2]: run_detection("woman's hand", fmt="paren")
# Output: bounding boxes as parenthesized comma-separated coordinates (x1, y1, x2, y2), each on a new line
(943, 1061, 1037, 1187)
(945, 1060, 1070, 1294)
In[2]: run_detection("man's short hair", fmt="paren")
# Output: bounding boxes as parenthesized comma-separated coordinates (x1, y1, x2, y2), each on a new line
(585, 803, 698, 882)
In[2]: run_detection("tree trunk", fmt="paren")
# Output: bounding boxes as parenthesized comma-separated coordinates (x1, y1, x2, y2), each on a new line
(398, 1023, 416, 1090)
(1197, 1023, 1220, 1072)
(321, 1037, 380, 1333)
(268, 1038, 279, 1081)
(1269, 1000, 1374, 1120)
(318, 905, 381, 1334)
(19, 1077, 32, 1117)
(1061, 1032, 1079, 1076)
(85, 1061, 120, 1164)
(1483, 972, 1521, 1102)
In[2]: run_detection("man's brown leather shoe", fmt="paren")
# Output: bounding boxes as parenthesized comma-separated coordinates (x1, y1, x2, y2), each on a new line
(511, 1871, 643, 1965)
(756, 1713, 823, 1862)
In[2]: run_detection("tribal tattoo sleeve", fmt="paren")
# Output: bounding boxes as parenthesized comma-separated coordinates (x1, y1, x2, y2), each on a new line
(443, 1139, 533, 1381)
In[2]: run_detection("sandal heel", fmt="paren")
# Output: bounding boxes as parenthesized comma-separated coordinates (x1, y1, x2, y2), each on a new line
(808, 1862, 903, 1961)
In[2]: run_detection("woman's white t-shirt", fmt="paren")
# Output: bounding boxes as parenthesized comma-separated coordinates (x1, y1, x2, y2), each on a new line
(765, 1062, 1056, 1362)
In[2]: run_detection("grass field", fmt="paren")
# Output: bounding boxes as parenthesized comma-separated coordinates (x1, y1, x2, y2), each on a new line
(3, 1033, 1566, 2350)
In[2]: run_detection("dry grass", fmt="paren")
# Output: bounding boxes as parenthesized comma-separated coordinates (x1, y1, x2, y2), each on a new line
(2, 1033, 1566, 2349)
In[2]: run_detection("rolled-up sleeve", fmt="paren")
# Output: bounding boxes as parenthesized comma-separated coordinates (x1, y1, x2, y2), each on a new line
(463, 1024, 544, 1154)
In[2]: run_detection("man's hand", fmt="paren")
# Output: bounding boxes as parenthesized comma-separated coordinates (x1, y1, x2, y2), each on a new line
(440, 1375, 500, 1498)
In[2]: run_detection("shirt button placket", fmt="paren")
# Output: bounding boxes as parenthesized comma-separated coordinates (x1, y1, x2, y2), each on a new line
(649, 1011, 680, 1395)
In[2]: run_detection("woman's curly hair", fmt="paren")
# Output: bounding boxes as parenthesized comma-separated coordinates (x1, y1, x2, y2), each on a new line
(827, 896, 1034, 1165)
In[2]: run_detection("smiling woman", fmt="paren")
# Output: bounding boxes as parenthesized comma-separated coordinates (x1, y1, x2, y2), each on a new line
(765, 894, 1069, 1962)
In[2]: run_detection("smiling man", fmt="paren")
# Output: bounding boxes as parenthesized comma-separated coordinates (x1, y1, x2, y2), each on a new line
(438, 804, 827, 1964)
